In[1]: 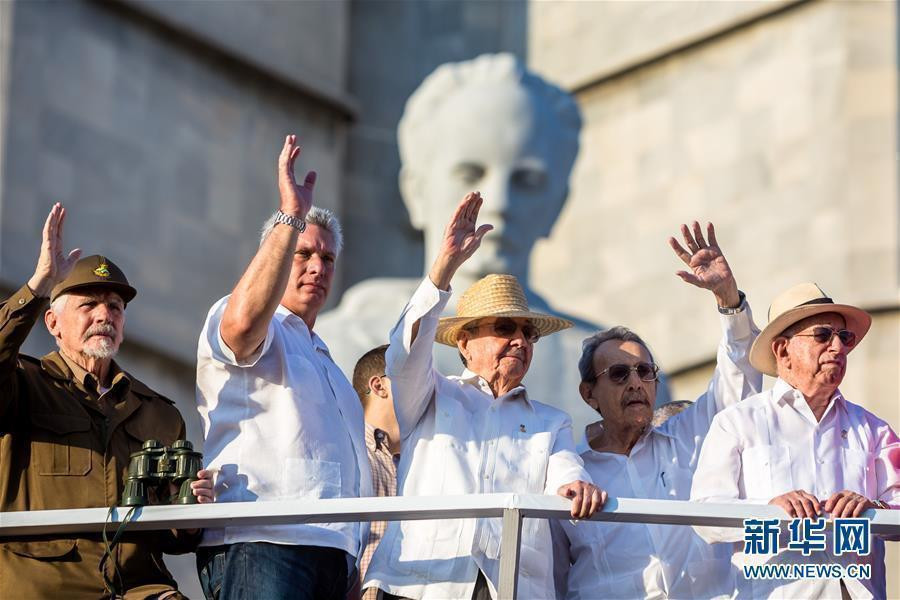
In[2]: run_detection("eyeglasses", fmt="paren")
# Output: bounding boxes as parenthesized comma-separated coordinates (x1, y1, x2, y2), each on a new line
(789, 326, 857, 348)
(593, 362, 659, 384)
(467, 318, 540, 344)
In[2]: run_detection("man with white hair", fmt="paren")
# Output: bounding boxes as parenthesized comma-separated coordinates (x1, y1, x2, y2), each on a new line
(692, 282, 900, 599)
(194, 135, 371, 600)
(0, 203, 212, 599)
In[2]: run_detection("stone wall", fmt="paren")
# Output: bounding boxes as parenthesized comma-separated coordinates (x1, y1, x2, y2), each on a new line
(530, 0, 897, 391)
(0, 0, 349, 369)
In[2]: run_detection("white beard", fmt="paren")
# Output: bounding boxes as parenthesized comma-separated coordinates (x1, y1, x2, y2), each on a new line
(82, 337, 118, 359)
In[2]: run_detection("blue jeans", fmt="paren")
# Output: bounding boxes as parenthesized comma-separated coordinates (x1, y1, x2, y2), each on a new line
(196, 543, 351, 600)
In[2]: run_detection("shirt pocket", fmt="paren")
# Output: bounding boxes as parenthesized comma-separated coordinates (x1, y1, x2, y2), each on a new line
(512, 429, 551, 492)
(281, 458, 341, 499)
(659, 465, 695, 499)
(686, 556, 736, 599)
(123, 414, 180, 453)
(742, 444, 792, 500)
(388, 518, 461, 577)
(29, 412, 92, 476)
(838, 447, 872, 496)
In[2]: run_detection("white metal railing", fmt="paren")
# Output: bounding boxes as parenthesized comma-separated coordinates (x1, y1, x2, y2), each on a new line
(2, 494, 898, 599)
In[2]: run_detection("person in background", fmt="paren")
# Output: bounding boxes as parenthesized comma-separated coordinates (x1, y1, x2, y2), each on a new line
(651, 400, 693, 427)
(352, 344, 400, 600)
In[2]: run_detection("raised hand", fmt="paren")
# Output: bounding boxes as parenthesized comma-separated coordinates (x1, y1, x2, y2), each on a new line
(668, 221, 740, 308)
(277, 134, 316, 218)
(27, 203, 81, 298)
(428, 192, 493, 290)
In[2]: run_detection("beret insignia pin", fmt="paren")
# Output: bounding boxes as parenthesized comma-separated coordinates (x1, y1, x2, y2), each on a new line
(93, 263, 111, 278)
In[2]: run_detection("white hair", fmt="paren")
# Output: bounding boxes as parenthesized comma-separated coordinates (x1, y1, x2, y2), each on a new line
(259, 206, 343, 255)
(50, 294, 69, 315)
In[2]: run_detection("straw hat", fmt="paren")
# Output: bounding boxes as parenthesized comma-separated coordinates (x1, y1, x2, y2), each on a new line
(435, 274, 573, 346)
(749, 282, 871, 376)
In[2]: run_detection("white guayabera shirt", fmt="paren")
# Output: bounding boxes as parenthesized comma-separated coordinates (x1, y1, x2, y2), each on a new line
(555, 303, 761, 599)
(691, 379, 900, 599)
(196, 296, 372, 556)
(363, 278, 590, 600)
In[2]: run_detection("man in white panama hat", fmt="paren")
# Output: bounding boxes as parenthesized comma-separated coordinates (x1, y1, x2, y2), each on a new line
(691, 282, 899, 599)
(363, 191, 604, 600)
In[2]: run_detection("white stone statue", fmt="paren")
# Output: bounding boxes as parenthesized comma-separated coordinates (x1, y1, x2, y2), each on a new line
(316, 53, 668, 439)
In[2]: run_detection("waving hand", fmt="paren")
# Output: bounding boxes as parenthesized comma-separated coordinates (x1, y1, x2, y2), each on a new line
(428, 192, 493, 290)
(668, 221, 740, 308)
(28, 203, 82, 297)
(277, 134, 316, 218)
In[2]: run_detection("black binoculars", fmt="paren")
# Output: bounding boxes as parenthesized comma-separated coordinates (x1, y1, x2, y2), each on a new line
(121, 440, 204, 507)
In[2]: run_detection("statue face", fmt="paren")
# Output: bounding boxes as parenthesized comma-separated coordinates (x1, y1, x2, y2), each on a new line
(403, 81, 571, 281)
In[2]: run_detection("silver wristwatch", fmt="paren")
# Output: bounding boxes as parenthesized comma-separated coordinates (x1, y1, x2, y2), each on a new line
(273, 210, 306, 233)
(717, 290, 746, 315)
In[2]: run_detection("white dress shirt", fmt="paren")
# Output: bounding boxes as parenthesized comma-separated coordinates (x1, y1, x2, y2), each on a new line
(555, 302, 761, 599)
(691, 379, 900, 599)
(196, 296, 372, 557)
(363, 278, 590, 600)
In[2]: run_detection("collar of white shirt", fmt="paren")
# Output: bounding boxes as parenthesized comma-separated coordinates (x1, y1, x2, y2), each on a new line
(771, 377, 846, 423)
(274, 303, 334, 356)
(457, 368, 535, 410)
(579, 420, 678, 456)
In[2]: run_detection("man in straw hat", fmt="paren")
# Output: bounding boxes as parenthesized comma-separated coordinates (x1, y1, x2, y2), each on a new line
(554, 222, 762, 599)
(363, 191, 604, 600)
(0, 203, 213, 599)
(691, 282, 899, 599)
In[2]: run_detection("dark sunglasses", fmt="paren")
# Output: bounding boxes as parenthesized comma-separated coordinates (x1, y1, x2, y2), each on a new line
(467, 318, 540, 344)
(593, 362, 659, 384)
(789, 326, 856, 347)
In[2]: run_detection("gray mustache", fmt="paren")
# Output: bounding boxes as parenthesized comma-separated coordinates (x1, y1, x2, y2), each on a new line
(83, 324, 116, 341)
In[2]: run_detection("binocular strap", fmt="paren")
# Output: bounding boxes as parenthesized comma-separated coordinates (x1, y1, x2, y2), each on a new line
(99, 504, 138, 598)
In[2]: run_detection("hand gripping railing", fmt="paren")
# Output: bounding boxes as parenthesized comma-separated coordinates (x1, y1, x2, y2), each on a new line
(2, 494, 898, 599)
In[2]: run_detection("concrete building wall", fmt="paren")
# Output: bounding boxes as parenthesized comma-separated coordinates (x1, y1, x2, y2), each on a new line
(0, 0, 350, 370)
(529, 0, 897, 401)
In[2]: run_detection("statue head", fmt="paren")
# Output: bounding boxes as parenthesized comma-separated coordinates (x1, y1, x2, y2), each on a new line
(398, 53, 581, 285)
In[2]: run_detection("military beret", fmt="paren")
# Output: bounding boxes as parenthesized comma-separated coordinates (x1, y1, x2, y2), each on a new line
(50, 255, 137, 304)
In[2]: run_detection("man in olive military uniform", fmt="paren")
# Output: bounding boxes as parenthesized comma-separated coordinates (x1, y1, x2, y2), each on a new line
(0, 203, 213, 599)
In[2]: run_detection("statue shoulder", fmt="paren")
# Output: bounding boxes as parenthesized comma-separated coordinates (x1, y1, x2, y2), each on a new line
(321, 277, 421, 318)
(525, 289, 603, 334)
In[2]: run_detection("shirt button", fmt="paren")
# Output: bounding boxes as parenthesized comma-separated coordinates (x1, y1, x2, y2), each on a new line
(18, 298, 25, 304)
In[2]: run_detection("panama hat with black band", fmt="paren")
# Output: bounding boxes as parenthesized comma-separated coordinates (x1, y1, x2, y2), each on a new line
(749, 282, 871, 377)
